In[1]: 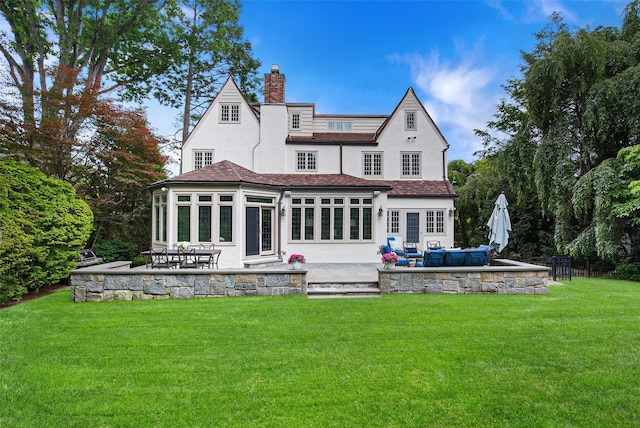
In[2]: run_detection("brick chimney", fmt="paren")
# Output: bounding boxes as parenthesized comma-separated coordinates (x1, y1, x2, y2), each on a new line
(264, 64, 285, 103)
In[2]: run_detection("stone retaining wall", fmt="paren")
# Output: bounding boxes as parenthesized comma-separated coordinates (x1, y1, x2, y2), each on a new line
(378, 259, 549, 295)
(69, 264, 307, 302)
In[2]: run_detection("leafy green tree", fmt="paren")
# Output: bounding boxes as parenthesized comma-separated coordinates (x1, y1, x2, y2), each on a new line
(0, 159, 93, 303)
(75, 99, 167, 249)
(0, 0, 178, 180)
(477, 2, 640, 262)
(150, 0, 261, 145)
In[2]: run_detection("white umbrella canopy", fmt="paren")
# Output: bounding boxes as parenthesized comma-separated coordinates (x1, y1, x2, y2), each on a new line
(487, 192, 512, 253)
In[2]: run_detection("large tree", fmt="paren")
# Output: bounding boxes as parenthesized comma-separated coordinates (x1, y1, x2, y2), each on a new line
(477, 2, 640, 262)
(0, 0, 178, 180)
(149, 0, 261, 145)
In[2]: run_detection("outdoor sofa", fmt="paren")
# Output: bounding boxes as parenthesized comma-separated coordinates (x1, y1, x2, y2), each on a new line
(381, 240, 491, 267)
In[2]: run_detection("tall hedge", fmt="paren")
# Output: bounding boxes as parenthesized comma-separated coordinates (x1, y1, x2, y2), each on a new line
(0, 159, 93, 302)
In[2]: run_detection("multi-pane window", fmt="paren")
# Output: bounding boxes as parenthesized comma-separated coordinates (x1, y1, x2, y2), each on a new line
(220, 104, 240, 122)
(194, 151, 213, 170)
(363, 152, 382, 176)
(327, 121, 352, 131)
(198, 195, 212, 242)
(291, 197, 371, 242)
(296, 151, 317, 171)
(401, 152, 421, 176)
(426, 209, 445, 234)
(154, 195, 167, 242)
(219, 195, 233, 242)
(291, 113, 300, 129)
(387, 210, 400, 234)
(405, 111, 416, 130)
(176, 195, 191, 242)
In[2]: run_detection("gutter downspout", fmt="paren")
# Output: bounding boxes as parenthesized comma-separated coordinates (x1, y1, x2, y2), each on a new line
(252, 136, 261, 171)
(276, 189, 285, 262)
(340, 144, 343, 174)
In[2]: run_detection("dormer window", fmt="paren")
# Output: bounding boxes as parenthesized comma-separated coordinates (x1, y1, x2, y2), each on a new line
(220, 104, 240, 123)
(327, 121, 352, 131)
(405, 111, 416, 130)
(292, 113, 300, 129)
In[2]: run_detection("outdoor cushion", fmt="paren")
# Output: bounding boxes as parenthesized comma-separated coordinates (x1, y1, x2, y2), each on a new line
(424, 248, 446, 266)
(388, 238, 402, 251)
(381, 244, 391, 254)
(404, 246, 421, 256)
(395, 257, 410, 266)
(465, 250, 488, 266)
(444, 249, 467, 266)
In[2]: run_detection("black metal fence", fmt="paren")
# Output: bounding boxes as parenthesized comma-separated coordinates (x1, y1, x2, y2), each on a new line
(517, 256, 618, 281)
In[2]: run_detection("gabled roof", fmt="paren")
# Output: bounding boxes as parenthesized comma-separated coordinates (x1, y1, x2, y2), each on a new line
(374, 87, 449, 148)
(182, 76, 259, 148)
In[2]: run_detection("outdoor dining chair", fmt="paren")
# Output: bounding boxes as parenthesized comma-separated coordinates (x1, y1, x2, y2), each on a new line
(150, 248, 172, 269)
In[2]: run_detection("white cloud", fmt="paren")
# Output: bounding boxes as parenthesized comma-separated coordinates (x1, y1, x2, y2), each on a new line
(523, 0, 578, 23)
(485, 0, 516, 21)
(392, 46, 501, 161)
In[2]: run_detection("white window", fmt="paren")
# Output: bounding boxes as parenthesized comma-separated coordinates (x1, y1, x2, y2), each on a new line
(405, 111, 416, 130)
(401, 152, 421, 177)
(387, 210, 400, 234)
(220, 104, 240, 123)
(363, 152, 382, 176)
(426, 209, 445, 234)
(296, 151, 317, 171)
(290, 196, 372, 242)
(291, 113, 300, 129)
(194, 151, 213, 170)
(327, 121, 352, 131)
(153, 194, 167, 243)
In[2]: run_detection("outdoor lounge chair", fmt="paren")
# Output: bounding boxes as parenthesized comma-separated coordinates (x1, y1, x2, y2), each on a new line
(387, 237, 407, 258)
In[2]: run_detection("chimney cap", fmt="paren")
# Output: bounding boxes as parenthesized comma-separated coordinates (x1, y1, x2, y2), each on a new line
(270, 64, 280, 74)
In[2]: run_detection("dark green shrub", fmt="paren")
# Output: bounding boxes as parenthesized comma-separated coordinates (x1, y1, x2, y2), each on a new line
(93, 239, 136, 262)
(0, 159, 93, 303)
(614, 260, 640, 281)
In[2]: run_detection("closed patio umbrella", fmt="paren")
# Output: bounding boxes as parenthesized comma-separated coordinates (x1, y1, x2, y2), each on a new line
(487, 192, 512, 253)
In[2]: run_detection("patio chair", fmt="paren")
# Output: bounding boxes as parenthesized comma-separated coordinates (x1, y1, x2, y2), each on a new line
(150, 248, 172, 269)
(403, 242, 423, 259)
(386, 237, 407, 257)
(179, 248, 200, 269)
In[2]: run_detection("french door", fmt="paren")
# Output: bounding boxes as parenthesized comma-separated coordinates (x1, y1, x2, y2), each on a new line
(245, 207, 274, 257)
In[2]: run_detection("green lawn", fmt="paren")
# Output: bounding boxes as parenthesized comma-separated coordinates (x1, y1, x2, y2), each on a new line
(1, 278, 639, 427)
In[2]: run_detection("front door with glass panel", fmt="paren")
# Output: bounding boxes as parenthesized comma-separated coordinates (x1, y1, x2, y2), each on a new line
(246, 206, 274, 257)
(406, 212, 420, 243)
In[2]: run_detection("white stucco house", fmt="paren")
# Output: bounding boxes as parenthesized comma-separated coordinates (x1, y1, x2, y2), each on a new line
(150, 65, 456, 268)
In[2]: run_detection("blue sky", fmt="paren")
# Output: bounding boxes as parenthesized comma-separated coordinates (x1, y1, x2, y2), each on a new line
(152, 0, 629, 172)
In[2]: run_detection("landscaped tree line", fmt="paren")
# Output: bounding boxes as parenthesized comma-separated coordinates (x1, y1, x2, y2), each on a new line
(0, 0, 260, 301)
(453, 1, 640, 278)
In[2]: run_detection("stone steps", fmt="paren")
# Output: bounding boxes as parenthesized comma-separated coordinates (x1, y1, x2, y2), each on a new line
(307, 288, 381, 298)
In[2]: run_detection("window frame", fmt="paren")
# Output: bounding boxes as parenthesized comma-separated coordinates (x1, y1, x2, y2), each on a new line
(405, 111, 416, 130)
(290, 196, 372, 243)
(296, 151, 318, 172)
(291, 113, 300, 129)
(220, 103, 240, 123)
(194, 150, 214, 170)
(425, 209, 446, 234)
(363, 152, 383, 177)
(401, 152, 421, 177)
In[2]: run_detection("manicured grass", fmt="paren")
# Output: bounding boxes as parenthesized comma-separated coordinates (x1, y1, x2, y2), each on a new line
(1, 278, 639, 427)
